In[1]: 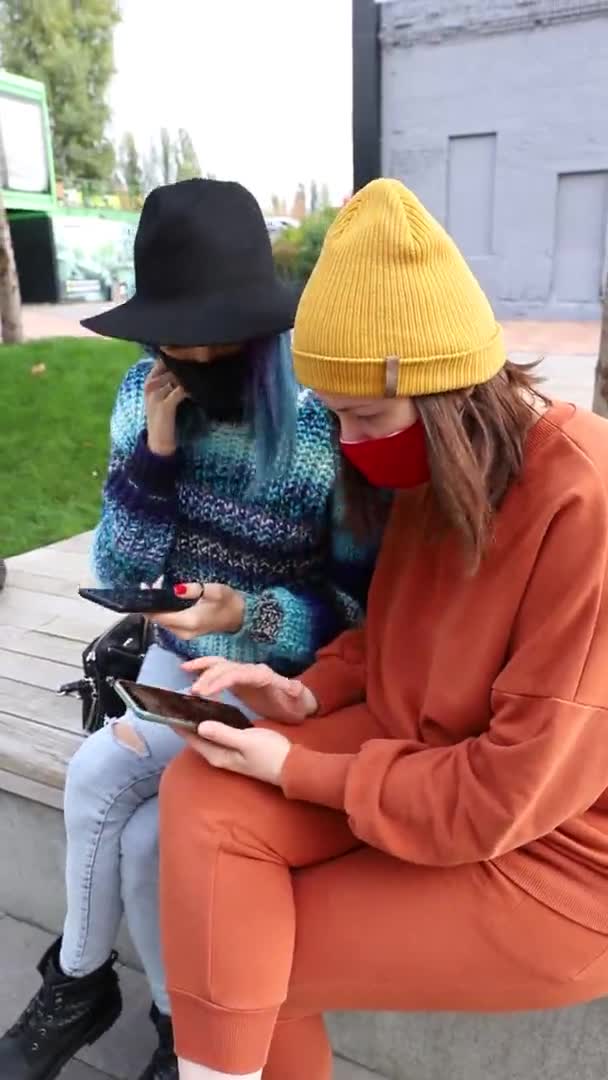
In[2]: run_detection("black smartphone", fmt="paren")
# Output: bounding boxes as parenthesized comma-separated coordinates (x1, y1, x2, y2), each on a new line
(78, 587, 196, 614)
(111, 679, 253, 732)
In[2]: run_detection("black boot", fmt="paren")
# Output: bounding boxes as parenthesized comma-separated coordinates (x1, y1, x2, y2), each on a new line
(0, 938, 122, 1079)
(138, 1005, 178, 1080)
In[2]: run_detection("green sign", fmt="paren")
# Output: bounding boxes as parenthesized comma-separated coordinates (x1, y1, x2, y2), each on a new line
(0, 71, 55, 212)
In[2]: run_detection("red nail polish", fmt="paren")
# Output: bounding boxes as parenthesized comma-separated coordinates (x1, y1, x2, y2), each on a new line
(174, 584, 187, 596)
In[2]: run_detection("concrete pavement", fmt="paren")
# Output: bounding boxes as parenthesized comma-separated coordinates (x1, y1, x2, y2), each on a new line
(20, 303, 602, 358)
(0, 914, 385, 1079)
(519, 351, 595, 408)
(22, 303, 114, 341)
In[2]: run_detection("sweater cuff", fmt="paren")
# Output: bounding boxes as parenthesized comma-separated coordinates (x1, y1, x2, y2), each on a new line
(280, 745, 354, 810)
(237, 590, 283, 646)
(299, 658, 365, 717)
(127, 431, 181, 496)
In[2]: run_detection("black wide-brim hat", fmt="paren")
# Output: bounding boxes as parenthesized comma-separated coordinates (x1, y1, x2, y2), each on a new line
(81, 178, 300, 346)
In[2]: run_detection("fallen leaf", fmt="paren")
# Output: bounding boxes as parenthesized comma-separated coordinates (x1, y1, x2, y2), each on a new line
(31, 363, 46, 376)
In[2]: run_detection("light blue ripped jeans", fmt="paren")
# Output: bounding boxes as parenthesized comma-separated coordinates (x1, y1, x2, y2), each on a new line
(60, 645, 255, 1015)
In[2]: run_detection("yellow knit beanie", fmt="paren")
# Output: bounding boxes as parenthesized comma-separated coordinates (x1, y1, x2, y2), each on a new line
(293, 178, 505, 397)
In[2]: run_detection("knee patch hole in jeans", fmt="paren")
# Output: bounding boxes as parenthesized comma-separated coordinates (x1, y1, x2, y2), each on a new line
(111, 720, 148, 756)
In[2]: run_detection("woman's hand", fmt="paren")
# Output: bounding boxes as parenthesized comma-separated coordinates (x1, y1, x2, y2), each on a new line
(151, 583, 245, 637)
(182, 656, 318, 724)
(144, 359, 187, 456)
(181, 723, 292, 785)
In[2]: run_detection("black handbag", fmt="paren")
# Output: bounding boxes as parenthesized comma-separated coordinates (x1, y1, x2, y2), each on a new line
(58, 614, 154, 734)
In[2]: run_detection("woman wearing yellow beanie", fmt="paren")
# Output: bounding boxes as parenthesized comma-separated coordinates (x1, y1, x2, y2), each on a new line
(159, 180, 608, 1080)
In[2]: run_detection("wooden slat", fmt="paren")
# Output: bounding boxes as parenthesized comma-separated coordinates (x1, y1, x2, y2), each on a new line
(0, 533, 100, 798)
(0, 767, 64, 810)
(51, 531, 94, 555)
(5, 530, 92, 569)
(0, 587, 115, 637)
(35, 614, 115, 644)
(0, 602, 60, 633)
(0, 587, 91, 619)
(0, 647, 80, 693)
(0, 677, 82, 734)
(5, 548, 92, 583)
(4, 568, 91, 599)
(0, 710, 81, 790)
(0, 626, 85, 667)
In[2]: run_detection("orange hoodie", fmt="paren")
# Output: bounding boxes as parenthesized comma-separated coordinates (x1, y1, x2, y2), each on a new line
(281, 402, 608, 933)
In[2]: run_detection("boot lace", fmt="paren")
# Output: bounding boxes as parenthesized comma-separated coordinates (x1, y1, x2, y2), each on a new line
(7, 986, 56, 1048)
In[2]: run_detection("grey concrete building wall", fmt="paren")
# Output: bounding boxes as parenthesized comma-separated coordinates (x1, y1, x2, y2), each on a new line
(379, 1, 608, 317)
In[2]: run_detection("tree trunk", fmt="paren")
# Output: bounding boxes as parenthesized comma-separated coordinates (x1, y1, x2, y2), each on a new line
(0, 192, 23, 344)
(592, 274, 608, 418)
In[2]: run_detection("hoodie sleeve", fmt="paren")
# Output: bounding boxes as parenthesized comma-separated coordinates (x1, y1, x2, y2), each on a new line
(282, 477, 608, 865)
(297, 625, 368, 715)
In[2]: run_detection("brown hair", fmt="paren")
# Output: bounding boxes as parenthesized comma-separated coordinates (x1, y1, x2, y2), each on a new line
(341, 360, 549, 572)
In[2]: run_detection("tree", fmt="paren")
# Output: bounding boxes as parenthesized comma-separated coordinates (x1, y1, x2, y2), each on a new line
(0, 0, 120, 184)
(160, 128, 174, 185)
(175, 128, 202, 181)
(0, 193, 23, 343)
(273, 207, 338, 284)
(291, 183, 307, 221)
(592, 274, 608, 419)
(142, 143, 161, 194)
(118, 132, 143, 197)
(143, 129, 204, 191)
(309, 180, 319, 213)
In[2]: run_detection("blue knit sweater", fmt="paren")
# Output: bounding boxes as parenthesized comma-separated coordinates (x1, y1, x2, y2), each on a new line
(92, 360, 381, 675)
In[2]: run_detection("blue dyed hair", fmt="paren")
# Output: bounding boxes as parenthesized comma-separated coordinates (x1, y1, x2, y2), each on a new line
(246, 332, 298, 486)
(141, 332, 298, 490)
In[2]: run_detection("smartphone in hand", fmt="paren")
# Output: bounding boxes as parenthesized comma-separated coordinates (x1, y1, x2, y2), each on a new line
(79, 587, 196, 614)
(111, 679, 253, 732)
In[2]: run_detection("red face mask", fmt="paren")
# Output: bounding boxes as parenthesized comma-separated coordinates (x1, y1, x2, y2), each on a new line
(340, 419, 430, 489)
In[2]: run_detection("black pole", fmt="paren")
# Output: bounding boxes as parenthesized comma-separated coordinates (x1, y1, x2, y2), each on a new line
(352, 0, 381, 192)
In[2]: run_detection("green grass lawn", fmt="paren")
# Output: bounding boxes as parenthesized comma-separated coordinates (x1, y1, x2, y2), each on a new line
(1, 337, 140, 558)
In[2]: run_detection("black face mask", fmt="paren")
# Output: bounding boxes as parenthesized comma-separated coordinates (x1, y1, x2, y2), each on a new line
(159, 350, 250, 423)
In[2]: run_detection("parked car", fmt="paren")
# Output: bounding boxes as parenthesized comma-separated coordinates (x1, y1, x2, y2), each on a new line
(265, 216, 299, 243)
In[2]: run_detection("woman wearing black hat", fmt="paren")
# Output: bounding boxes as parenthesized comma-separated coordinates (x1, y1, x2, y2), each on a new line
(0, 180, 381, 1080)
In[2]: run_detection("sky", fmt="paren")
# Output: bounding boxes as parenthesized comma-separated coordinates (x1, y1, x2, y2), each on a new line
(109, 0, 354, 212)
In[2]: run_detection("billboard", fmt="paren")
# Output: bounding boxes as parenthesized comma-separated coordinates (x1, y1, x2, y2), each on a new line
(0, 91, 50, 194)
(0, 71, 55, 211)
(52, 213, 137, 303)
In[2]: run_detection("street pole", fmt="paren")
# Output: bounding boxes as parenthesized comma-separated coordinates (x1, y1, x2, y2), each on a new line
(592, 274, 608, 418)
(352, 0, 381, 192)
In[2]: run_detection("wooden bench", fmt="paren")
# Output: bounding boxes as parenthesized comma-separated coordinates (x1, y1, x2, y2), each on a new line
(1, 533, 606, 1080)
(0, 532, 114, 810)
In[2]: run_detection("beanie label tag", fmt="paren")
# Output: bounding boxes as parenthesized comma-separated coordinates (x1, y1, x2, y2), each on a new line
(384, 356, 399, 398)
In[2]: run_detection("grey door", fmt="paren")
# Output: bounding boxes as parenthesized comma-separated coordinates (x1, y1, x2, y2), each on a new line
(446, 133, 497, 256)
(552, 171, 608, 303)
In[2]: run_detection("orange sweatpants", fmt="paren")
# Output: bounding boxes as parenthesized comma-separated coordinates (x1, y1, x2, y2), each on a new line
(159, 708, 608, 1078)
